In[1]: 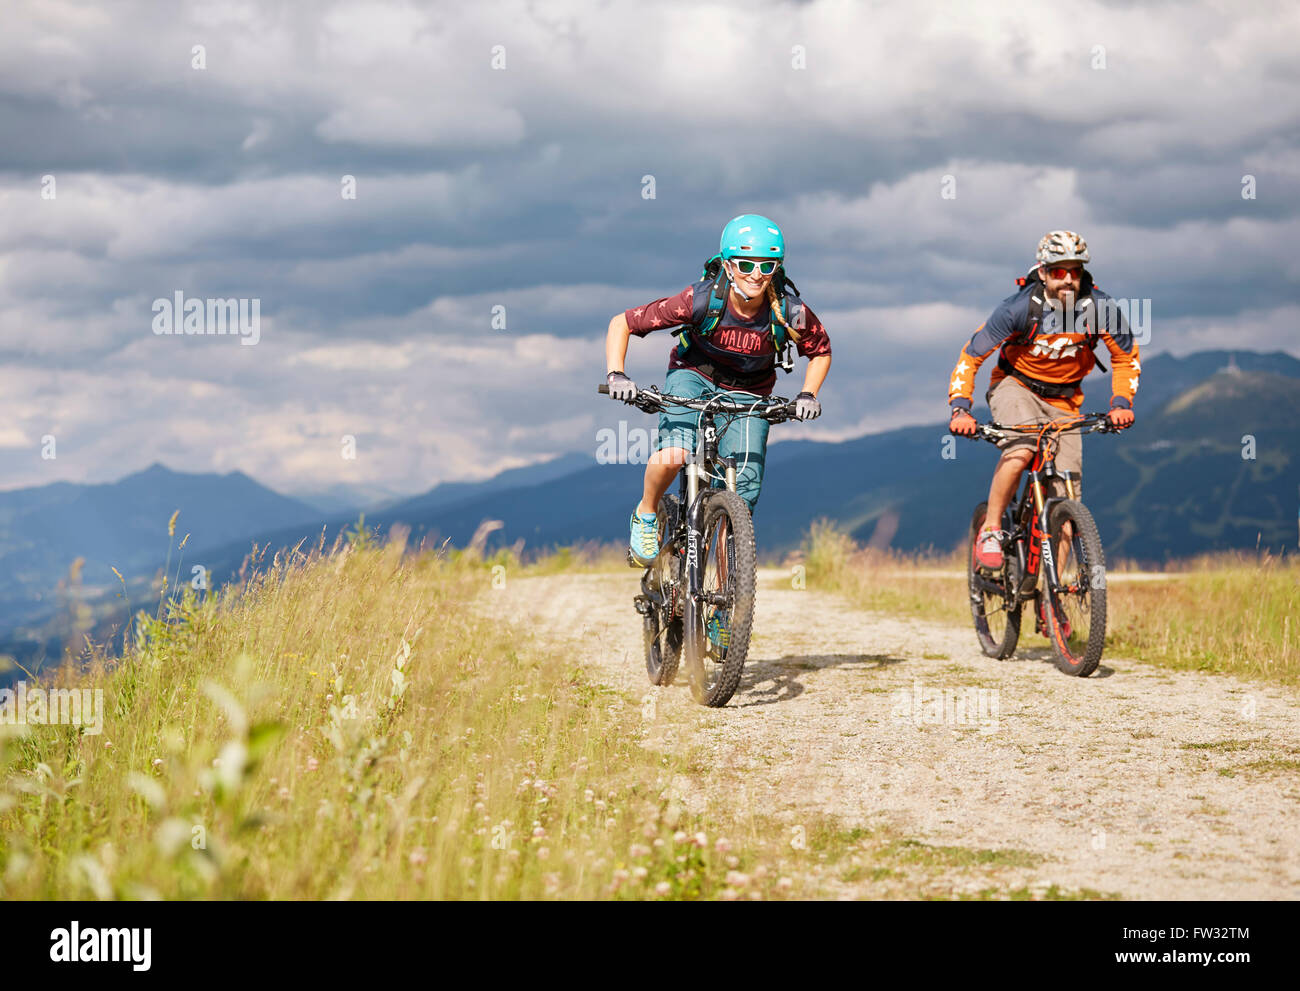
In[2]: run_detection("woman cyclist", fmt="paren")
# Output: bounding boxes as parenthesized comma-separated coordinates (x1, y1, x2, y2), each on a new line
(604, 214, 832, 566)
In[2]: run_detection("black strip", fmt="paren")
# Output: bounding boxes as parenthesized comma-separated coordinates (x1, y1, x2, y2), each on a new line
(997, 355, 1082, 399)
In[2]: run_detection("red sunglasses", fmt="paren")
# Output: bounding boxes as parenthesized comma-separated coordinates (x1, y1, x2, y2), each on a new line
(1045, 265, 1083, 280)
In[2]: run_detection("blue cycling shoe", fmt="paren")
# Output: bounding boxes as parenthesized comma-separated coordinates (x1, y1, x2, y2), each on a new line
(706, 611, 730, 650)
(629, 510, 659, 566)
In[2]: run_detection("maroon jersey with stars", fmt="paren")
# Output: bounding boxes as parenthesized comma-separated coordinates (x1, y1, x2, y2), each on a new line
(625, 278, 831, 394)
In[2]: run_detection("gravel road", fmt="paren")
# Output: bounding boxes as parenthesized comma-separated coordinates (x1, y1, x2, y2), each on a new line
(500, 567, 1300, 899)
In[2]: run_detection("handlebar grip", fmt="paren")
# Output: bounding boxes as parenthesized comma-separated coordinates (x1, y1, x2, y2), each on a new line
(597, 384, 609, 395)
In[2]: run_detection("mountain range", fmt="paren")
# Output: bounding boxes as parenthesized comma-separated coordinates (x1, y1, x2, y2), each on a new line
(2, 349, 1296, 678)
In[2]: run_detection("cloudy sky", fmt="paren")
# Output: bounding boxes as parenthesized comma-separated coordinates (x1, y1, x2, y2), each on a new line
(2, 0, 1297, 502)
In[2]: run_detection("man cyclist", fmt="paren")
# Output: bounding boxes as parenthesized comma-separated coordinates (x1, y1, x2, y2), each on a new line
(948, 230, 1140, 569)
(604, 214, 832, 567)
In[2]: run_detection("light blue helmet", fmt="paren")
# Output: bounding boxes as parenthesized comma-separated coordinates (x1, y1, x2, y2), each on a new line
(719, 214, 784, 260)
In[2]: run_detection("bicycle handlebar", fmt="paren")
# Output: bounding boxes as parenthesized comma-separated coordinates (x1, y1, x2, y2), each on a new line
(966, 412, 1119, 444)
(598, 383, 798, 423)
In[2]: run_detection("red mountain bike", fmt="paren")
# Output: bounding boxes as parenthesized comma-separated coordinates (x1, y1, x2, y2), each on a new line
(963, 413, 1120, 677)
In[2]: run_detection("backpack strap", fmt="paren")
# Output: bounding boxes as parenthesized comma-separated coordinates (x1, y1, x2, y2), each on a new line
(676, 258, 798, 373)
(1014, 274, 1047, 347)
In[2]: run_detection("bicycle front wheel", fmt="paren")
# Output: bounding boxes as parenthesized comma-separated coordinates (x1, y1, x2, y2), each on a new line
(684, 490, 756, 707)
(1044, 499, 1107, 676)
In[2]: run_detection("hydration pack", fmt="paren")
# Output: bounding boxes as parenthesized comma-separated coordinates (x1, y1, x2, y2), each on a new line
(673, 255, 799, 373)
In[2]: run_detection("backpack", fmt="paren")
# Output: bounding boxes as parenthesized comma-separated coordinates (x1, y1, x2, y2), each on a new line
(673, 255, 799, 373)
(1011, 269, 1108, 372)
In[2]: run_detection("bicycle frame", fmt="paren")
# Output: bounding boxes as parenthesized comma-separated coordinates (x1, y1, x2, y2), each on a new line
(988, 418, 1102, 605)
(669, 409, 741, 621)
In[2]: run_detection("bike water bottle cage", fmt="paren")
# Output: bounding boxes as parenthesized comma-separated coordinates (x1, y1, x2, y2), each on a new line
(674, 255, 800, 371)
(1012, 268, 1108, 373)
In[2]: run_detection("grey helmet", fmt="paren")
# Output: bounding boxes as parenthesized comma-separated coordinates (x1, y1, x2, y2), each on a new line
(1036, 230, 1090, 268)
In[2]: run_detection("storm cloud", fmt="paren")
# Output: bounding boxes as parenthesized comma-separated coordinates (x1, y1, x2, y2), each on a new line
(1, 0, 1296, 500)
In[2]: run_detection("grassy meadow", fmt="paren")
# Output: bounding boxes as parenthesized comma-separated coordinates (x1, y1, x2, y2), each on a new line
(1, 517, 1293, 901)
(10, 530, 1008, 900)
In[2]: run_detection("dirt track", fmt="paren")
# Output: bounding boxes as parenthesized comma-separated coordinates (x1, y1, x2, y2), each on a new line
(500, 567, 1300, 899)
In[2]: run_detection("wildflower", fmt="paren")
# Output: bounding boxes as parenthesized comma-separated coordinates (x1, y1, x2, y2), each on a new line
(692, 831, 707, 848)
(532, 826, 546, 839)
(778, 877, 793, 890)
(306, 756, 319, 772)
(653, 838, 665, 849)
(632, 866, 648, 880)
(594, 799, 606, 811)
(604, 817, 616, 829)
(673, 831, 687, 845)
(104, 741, 113, 750)
(584, 788, 594, 802)
(613, 869, 629, 884)
(720, 888, 740, 901)
(409, 848, 427, 866)
(629, 844, 651, 859)
(726, 855, 739, 869)
(278, 787, 290, 800)
(151, 758, 164, 768)
(474, 801, 486, 813)
(654, 881, 671, 896)
(725, 871, 750, 888)
(537, 847, 550, 861)
(507, 849, 520, 861)
(715, 838, 732, 854)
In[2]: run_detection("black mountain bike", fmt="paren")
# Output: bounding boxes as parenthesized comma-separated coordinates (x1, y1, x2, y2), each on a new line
(597, 383, 797, 706)
(962, 413, 1119, 677)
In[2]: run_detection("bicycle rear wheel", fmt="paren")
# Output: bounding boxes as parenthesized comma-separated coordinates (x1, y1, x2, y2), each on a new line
(1043, 499, 1107, 676)
(644, 494, 683, 685)
(968, 501, 1022, 659)
(684, 490, 756, 707)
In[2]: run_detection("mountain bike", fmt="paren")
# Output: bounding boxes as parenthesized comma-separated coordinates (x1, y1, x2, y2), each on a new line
(962, 413, 1120, 677)
(597, 383, 797, 706)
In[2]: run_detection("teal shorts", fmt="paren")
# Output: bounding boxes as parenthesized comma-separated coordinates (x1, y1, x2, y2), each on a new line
(654, 368, 771, 513)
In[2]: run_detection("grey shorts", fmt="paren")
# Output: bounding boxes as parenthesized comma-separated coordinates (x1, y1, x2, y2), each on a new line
(986, 377, 1083, 498)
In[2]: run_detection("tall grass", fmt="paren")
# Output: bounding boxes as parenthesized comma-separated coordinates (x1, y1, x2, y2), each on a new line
(0, 535, 799, 900)
(802, 521, 1300, 685)
(1106, 552, 1299, 683)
